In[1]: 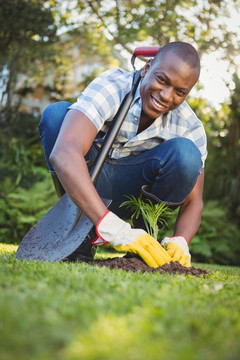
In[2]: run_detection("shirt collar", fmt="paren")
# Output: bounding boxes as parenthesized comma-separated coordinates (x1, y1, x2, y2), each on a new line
(130, 77, 142, 107)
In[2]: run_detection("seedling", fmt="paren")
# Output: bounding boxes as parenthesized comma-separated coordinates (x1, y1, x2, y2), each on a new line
(120, 195, 173, 240)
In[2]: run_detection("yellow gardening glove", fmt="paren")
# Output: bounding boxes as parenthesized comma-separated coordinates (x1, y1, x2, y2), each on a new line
(161, 236, 191, 267)
(114, 233, 172, 267)
(93, 211, 171, 268)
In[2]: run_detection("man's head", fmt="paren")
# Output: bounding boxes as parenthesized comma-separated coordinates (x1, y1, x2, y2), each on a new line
(140, 41, 200, 121)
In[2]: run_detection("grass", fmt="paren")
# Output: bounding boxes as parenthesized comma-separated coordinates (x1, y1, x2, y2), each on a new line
(1, 243, 240, 360)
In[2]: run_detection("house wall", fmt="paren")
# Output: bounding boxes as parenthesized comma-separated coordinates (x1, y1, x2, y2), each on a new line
(16, 35, 121, 115)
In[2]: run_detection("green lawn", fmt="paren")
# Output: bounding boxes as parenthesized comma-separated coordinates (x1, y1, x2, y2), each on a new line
(1, 243, 240, 360)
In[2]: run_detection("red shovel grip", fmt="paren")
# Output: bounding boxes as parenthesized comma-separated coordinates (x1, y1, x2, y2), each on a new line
(134, 46, 160, 57)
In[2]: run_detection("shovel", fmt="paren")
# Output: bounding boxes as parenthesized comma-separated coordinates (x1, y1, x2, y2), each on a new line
(16, 46, 160, 262)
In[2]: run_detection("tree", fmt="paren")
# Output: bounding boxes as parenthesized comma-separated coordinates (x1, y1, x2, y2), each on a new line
(0, 0, 57, 109)
(70, 0, 240, 61)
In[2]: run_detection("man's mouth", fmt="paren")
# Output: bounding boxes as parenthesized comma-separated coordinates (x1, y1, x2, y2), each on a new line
(151, 96, 167, 111)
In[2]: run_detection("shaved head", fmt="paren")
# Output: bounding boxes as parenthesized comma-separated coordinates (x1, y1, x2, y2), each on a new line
(140, 41, 201, 122)
(153, 42, 200, 75)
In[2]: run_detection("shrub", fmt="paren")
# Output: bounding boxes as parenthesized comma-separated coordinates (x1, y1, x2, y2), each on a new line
(189, 201, 240, 265)
(0, 173, 57, 244)
(159, 200, 240, 265)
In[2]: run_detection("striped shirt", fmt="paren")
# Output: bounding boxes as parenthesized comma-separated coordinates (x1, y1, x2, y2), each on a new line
(69, 68, 207, 167)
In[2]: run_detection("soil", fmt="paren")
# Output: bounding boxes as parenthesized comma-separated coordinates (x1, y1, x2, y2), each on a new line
(93, 255, 209, 277)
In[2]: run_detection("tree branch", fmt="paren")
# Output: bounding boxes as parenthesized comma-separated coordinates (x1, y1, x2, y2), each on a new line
(86, 0, 134, 55)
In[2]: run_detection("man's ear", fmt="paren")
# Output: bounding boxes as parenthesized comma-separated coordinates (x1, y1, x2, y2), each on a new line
(140, 59, 152, 77)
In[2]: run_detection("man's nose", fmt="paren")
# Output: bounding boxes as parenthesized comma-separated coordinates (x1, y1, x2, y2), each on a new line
(160, 86, 173, 103)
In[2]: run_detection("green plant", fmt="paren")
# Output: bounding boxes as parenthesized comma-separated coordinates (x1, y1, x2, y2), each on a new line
(190, 200, 240, 265)
(0, 173, 58, 244)
(120, 195, 173, 239)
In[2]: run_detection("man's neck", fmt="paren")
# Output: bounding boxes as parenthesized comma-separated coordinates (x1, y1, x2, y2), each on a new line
(137, 112, 156, 134)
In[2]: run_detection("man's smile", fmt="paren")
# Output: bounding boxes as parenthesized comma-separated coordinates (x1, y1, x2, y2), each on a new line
(151, 95, 168, 112)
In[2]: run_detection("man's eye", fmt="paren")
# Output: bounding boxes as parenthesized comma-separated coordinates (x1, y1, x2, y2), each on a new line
(177, 90, 185, 97)
(157, 76, 166, 84)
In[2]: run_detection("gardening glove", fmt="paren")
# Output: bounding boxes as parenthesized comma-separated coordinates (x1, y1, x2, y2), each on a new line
(92, 211, 171, 268)
(161, 236, 191, 267)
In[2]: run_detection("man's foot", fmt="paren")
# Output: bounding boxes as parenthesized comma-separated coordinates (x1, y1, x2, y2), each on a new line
(64, 227, 97, 262)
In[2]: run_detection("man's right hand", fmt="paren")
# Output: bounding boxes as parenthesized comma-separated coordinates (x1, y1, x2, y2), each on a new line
(161, 237, 191, 267)
(92, 211, 171, 268)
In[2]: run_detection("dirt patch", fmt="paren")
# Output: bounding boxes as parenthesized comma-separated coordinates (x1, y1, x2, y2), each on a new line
(93, 255, 209, 277)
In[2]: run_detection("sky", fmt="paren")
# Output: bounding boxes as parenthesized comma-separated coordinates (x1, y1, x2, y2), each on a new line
(198, 5, 240, 107)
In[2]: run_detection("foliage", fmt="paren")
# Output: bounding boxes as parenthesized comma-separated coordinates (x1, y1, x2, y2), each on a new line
(188, 72, 240, 225)
(0, 174, 57, 244)
(0, 0, 56, 55)
(120, 194, 173, 239)
(0, 101, 57, 246)
(2, 0, 239, 109)
(0, 107, 47, 188)
(0, 0, 62, 108)
(0, 246, 240, 360)
(190, 201, 240, 266)
(157, 200, 240, 266)
(72, 0, 240, 61)
(200, 74, 240, 223)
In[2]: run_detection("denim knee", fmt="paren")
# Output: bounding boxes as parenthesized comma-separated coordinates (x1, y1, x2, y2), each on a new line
(150, 137, 202, 203)
(173, 138, 202, 182)
(39, 101, 71, 137)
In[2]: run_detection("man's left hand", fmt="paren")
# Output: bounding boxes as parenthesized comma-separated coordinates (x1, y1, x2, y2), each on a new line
(161, 236, 191, 267)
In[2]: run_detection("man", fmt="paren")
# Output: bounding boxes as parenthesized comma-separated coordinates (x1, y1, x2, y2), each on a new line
(39, 41, 207, 268)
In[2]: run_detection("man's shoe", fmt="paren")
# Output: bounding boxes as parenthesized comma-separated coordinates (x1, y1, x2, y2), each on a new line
(64, 227, 97, 262)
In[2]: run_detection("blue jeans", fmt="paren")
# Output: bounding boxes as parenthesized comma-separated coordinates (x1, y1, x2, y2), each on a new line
(39, 101, 202, 216)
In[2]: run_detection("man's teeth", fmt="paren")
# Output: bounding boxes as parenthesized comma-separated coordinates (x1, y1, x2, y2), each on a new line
(152, 98, 165, 109)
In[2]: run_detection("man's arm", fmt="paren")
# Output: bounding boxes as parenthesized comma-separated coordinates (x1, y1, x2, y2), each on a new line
(49, 109, 108, 225)
(173, 168, 205, 243)
(50, 108, 173, 268)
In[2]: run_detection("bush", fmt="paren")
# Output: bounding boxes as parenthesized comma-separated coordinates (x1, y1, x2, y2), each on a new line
(190, 201, 240, 265)
(159, 200, 240, 265)
(0, 173, 58, 244)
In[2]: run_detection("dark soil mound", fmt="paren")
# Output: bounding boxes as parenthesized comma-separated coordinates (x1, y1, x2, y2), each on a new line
(93, 256, 209, 277)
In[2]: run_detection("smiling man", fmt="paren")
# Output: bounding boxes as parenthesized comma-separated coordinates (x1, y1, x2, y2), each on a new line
(39, 41, 207, 267)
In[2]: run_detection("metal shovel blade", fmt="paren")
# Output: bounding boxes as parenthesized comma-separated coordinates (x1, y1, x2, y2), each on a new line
(16, 193, 111, 262)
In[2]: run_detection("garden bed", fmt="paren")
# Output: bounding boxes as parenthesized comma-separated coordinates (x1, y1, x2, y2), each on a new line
(93, 255, 209, 277)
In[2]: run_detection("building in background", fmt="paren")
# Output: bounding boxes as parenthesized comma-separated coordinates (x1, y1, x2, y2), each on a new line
(9, 33, 122, 115)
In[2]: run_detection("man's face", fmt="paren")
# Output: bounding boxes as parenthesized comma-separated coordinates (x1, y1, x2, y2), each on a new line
(140, 51, 199, 121)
